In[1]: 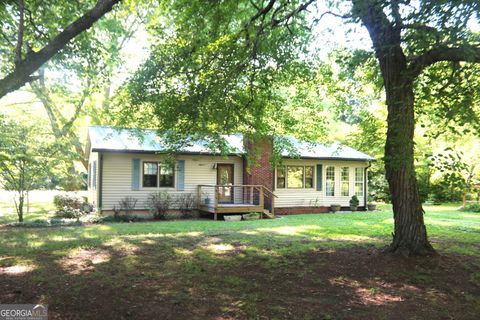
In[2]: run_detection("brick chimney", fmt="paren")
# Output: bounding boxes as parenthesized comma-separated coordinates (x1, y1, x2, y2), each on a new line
(243, 136, 274, 210)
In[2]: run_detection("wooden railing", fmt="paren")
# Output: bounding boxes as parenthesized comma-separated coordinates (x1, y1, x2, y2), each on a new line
(197, 184, 277, 219)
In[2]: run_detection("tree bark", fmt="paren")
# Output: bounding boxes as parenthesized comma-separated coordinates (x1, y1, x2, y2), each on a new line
(0, 0, 121, 100)
(351, 0, 435, 255)
(383, 75, 435, 255)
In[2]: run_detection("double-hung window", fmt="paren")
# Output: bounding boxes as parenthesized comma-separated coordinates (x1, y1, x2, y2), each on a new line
(326, 166, 335, 196)
(341, 167, 349, 196)
(276, 166, 286, 188)
(355, 168, 364, 197)
(143, 161, 175, 188)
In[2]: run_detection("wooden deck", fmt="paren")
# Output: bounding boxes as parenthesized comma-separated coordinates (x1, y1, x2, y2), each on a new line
(197, 184, 276, 220)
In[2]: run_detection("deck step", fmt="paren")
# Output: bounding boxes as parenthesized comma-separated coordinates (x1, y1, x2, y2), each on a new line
(263, 210, 275, 219)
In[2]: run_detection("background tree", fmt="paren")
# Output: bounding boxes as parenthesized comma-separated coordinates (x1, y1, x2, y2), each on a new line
(0, 0, 122, 99)
(0, 116, 56, 222)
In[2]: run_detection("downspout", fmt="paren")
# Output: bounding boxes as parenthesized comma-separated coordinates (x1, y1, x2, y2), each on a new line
(98, 153, 104, 211)
(364, 161, 371, 210)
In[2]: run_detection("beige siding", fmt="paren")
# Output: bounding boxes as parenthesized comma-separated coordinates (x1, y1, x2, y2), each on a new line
(101, 153, 243, 210)
(274, 159, 369, 208)
(87, 151, 99, 209)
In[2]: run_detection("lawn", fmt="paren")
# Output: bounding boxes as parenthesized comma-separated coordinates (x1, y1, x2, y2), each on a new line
(0, 202, 479, 319)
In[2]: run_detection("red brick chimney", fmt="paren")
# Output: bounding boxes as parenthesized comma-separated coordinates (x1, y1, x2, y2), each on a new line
(243, 136, 274, 210)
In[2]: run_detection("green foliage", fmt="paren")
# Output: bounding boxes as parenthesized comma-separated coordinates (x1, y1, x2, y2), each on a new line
(111, 0, 325, 150)
(53, 194, 90, 219)
(349, 195, 359, 207)
(0, 117, 57, 221)
(460, 203, 480, 213)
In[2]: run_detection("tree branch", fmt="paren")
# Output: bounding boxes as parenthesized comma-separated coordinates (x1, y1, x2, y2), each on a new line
(0, 0, 121, 100)
(408, 45, 480, 78)
(14, 0, 25, 65)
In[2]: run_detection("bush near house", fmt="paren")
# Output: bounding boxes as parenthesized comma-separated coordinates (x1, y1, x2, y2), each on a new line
(53, 194, 91, 219)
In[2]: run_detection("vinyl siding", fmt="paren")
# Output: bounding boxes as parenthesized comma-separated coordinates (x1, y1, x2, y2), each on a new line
(274, 159, 369, 207)
(101, 153, 243, 210)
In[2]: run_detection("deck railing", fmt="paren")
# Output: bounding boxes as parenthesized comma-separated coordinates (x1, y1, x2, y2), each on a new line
(197, 184, 277, 219)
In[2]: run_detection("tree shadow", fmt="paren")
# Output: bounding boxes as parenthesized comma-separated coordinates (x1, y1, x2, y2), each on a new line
(0, 222, 479, 319)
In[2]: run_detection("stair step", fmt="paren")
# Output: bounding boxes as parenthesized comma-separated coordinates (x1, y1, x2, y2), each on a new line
(263, 210, 275, 219)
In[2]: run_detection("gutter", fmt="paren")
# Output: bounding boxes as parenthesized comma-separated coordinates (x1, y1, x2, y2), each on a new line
(364, 161, 371, 209)
(98, 153, 104, 210)
(91, 148, 375, 162)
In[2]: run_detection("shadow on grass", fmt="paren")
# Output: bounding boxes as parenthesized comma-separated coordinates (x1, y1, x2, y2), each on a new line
(0, 222, 479, 320)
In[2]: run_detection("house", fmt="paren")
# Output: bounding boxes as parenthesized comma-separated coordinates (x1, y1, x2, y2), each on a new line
(85, 126, 374, 218)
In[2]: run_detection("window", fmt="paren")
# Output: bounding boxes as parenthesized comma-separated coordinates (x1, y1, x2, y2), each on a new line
(143, 162, 158, 187)
(305, 166, 314, 188)
(287, 166, 304, 188)
(326, 166, 335, 196)
(143, 162, 175, 188)
(355, 168, 364, 197)
(276, 166, 286, 188)
(277, 165, 315, 189)
(341, 167, 349, 196)
(159, 163, 174, 187)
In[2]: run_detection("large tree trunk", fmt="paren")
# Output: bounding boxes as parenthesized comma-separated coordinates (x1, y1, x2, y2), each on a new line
(351, 0, 436, 256)
(383, 75, 435, 256)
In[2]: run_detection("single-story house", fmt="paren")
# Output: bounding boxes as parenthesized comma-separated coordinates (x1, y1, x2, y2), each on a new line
(86, 126, 374, 218)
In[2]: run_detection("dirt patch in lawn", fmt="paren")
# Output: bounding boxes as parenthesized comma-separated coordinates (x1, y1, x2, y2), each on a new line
(0, 241, 479, 320)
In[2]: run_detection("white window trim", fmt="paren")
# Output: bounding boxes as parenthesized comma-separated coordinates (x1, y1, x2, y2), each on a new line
(341, 167, 350, 197)
(325, 165, 336, 197)
(355, 167, 365, 197)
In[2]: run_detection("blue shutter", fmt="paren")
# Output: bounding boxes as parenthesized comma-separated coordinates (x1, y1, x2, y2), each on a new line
(177, 160, 185, 191)
(316, 164, 322, 191)
(132, 159, 140, 190)
(92, 161, 97, 189)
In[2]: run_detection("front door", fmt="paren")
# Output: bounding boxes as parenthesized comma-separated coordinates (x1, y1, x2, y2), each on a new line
(217, 164, 234, 203)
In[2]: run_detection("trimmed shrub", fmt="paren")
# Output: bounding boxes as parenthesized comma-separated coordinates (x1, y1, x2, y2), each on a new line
(146, 192, 171, 220)
(53, 194, 90, 219)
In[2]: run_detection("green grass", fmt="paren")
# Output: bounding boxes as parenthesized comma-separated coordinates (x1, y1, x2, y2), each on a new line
(0, 200, 55, 224)
(0, 203, 479, 256)
(1, 201, 479, 319)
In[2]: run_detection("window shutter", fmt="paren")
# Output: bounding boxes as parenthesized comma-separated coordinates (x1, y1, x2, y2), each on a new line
(92, 161, 97, 189)
(177, 160, 185, 191)
(316, 164, 322, 191)
(132, 159, 140, 190)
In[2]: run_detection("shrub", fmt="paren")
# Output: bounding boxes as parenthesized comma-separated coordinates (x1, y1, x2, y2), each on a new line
(53, 194, 84, 211)
(460, 203, 480, 213)
(146, 192, 171, 220)
(55, 207, 84, 220)
(350, 195, 360, 207)
(177, 193, 197, 218)
(118, 196, 138, 216)
(53, 194, 90, 219)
